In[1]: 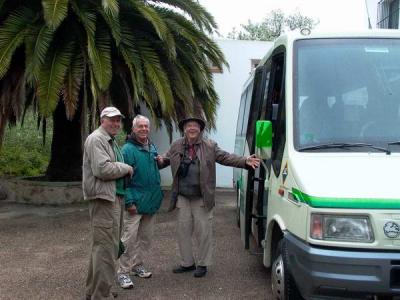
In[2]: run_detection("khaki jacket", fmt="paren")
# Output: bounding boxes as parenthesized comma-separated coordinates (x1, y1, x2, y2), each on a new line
(82, 126, 131, 202)
(163, 137, 247, 211)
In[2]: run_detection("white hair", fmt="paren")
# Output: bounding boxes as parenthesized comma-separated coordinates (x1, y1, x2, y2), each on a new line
(132, 115, 150, 128)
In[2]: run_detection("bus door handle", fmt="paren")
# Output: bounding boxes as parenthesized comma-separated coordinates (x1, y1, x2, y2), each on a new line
(251, 214, 266, 219)
(251, 214, 266, 226)
(253, 177, 265, 182)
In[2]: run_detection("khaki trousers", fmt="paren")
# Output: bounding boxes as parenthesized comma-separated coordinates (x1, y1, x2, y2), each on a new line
(86, 197, 123, 300)
(118, 213, 155, 275)
(176, 195, 213, 267)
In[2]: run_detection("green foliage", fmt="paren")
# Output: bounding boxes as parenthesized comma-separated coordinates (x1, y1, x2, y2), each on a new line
(0, 0, 226, 180)
(227, 9, 319, 41)
(38, 39, 74, 117)
(0, 112, 52, 176)
(0, 6, 35, 78)
(0, 0, 226, 134)
(42, 0, 69, 30)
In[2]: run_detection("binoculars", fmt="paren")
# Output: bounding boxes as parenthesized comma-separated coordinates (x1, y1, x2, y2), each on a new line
(178, 157, 194, 178)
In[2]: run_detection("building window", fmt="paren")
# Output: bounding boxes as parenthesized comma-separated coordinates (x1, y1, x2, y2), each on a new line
(209, 62, 223, 73)
(389, 0, 399, 28)
(378, 0, 400, 28)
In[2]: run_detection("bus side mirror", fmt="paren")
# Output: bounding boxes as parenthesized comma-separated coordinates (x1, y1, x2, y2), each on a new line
(255, 120, 272, 160)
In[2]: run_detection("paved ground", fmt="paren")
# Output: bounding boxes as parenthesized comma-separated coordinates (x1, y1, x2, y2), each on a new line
(0, 191, 271, 300)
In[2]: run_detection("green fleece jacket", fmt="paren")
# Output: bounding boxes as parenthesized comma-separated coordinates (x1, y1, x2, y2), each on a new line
(122, 135, 163, 214)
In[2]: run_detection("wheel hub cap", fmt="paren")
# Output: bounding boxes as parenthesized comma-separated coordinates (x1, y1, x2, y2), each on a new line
(271, 254, 285, 300)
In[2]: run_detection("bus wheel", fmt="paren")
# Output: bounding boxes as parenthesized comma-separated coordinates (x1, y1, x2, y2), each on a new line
(271, 239, 303, 300)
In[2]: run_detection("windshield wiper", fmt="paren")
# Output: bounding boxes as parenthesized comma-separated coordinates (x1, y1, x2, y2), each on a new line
(298, 142, 390, 154)
(388, 141, 400, 145)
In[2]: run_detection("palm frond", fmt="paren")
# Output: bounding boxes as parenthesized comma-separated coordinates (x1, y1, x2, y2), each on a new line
(199, 39, 227, 70)
(100, 7, 121, 45)
(62, 50, 84, 120)
(150, 0, 217, 33)
(25, 24, 54, 84)
(102, 0, 119, 18)
(128, 0, 175, 58)
(0, 6, 36, 79)
(161, 8, 227, 69)
(70, 1, 96, 37)
(119, 25, 145, 103)
(163, 59, 193, 103)
(37, 40, 74, 117)
(177, 47, 207, 92)
(89, 69, 98, 122)
(138, 40, 174, 114)
(87, 22, 112, 91)
(109, 65, 133, 120)
(42, 0, 69, 30)
(161, 11, 199, 52)
(128, 0, 165, 39)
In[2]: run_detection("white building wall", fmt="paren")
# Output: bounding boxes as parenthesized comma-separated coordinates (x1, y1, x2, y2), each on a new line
(207, 39, 272, 187)
(148, 39, 272, 188)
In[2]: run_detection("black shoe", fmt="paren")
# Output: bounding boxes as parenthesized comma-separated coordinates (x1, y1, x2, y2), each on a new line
(194, 266, 207, 278)
(172, 264, 196, 273)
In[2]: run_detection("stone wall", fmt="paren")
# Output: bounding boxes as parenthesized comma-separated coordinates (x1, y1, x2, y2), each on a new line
(0, 177, 83, 205)
(0, 183, 7, 200)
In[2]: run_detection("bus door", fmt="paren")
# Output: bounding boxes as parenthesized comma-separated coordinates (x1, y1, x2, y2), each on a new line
(245, 62, 271, 248)
(244, 51, 285, 249)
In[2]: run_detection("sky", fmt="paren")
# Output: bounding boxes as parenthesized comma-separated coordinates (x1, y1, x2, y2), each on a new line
(198, 0, 379, 37)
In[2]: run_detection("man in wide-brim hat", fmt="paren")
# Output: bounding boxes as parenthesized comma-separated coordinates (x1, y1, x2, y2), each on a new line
(156, 116, 260, 278)
(178, 117, 206, 132)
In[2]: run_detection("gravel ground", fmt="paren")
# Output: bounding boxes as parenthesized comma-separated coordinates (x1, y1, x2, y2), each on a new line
(0, 191, 271, 300)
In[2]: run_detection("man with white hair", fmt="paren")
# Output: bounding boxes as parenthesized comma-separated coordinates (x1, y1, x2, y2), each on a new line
(83, 107, 133, 300)
(117, 115, 163, 289)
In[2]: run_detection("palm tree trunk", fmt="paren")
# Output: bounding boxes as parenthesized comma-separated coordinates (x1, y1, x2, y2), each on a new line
(45, 99, 83, 181)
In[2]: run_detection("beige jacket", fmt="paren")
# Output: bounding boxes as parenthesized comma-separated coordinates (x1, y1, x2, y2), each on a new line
(162, 137, 247, 211)
(82, 126, 131, 202)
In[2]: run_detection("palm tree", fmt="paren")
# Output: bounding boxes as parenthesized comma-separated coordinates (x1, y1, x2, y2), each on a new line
(0, 0, 226, 180)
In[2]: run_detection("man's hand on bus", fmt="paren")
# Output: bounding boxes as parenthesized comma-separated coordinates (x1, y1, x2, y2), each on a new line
(246, 154, 261, 169)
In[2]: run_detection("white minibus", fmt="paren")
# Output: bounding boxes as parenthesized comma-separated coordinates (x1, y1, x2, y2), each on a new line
(234, 29, 400, 299)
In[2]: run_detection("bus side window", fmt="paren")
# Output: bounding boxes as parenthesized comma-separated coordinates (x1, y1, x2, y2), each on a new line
(272, 102, 286, 176)
(269, 54, 286, 176)
(259, 61, 272, 121)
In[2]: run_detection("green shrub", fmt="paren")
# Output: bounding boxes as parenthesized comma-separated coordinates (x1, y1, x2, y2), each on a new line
(0, 112, 52, 177)
(0, 111, 129, 177)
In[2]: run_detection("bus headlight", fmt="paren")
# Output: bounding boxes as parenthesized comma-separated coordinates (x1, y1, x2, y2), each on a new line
(310, 214, 374, 242)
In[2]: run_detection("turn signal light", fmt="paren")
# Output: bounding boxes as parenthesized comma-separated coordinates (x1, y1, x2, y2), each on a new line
(311, 214, 323, 239)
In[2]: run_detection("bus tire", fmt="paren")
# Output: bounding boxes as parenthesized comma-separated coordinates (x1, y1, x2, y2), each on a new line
(271, 239, 304, 300)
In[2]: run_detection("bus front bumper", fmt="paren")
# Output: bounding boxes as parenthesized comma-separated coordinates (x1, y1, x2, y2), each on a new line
(285, 233, 400, 299)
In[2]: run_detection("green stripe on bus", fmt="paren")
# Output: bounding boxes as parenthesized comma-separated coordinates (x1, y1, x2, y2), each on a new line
(292, 188, 400, 209)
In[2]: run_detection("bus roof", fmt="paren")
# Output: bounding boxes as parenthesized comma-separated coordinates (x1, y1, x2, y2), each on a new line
(257, 29, 400, 67)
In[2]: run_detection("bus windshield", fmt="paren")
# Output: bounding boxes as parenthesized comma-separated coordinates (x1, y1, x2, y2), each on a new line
(294, 38, 400, 152)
